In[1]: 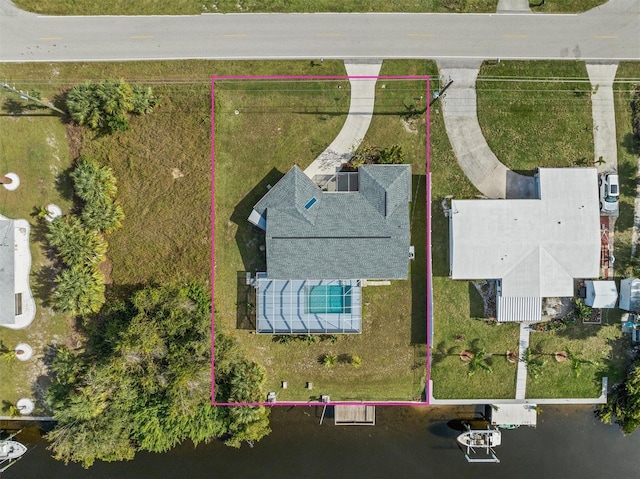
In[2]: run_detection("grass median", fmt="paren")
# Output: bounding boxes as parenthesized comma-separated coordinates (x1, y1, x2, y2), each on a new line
(14, 0, 605, 15)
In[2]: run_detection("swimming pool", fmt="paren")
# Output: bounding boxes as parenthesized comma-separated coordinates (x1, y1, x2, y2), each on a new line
(306, 285, 352, 314)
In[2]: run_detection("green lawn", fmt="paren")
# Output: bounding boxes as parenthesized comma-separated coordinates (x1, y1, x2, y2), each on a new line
(477, 60, 594, 174)
(0, 93, 74, 416)
(13, 0, 605, 15)
(526, 317, 626, 398)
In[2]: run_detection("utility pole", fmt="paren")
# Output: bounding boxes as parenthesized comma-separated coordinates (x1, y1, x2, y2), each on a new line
(429, 80, 454, 107)
(2, 81, 65, 114)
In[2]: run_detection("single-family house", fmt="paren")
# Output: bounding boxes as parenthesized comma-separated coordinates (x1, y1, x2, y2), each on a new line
(449, 168, 600, 322)
(248, 164, 412, 334)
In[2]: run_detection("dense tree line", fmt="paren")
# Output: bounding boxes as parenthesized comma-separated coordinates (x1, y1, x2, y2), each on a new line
(46, 283, 270, 467)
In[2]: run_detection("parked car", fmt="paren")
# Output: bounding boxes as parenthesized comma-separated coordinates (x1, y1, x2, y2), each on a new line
(600, 173, 619, 213)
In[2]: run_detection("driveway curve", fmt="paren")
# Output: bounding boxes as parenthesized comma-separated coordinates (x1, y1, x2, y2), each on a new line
(304, 60, 382, 185)
(437, 60, 536, 199)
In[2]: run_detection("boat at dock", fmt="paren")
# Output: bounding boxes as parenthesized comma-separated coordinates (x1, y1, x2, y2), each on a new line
(456, 423, 501, 463)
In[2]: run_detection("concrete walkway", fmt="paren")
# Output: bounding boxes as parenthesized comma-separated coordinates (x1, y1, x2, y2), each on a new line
(515, 323, 531, 400)
(497, 0, 531, 13)
(438, 60, 536, 199)
(304, 60, 382, 185)
(586, 62, 619, 174)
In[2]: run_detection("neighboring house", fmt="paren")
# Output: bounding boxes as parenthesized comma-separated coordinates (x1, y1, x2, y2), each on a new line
(0, 215, 35, 329)
(449, 168, 600, 322)
(248, 164, 412, 334)
(620, 278, 640, 312)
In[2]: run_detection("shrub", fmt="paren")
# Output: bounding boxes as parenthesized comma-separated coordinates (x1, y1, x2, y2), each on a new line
(351, 355, 362, 368)
(631, 84, 640, 147)
(66, 79, 158, 134)
(53, 266, 106, 316)
(81, 198, 124, 234)
(46, 216, 107, 268)
(322, 353, 337, 368)
(70, 157, 118, 203)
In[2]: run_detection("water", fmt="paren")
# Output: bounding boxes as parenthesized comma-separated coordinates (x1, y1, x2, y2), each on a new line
(4, 405, 639, 479)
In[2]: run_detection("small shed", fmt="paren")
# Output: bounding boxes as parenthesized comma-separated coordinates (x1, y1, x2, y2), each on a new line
(620, 278, 640, 312)
(584, 280, 618, 309)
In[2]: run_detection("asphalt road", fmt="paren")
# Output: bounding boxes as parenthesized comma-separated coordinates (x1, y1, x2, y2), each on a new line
(0, 0, 639, 62)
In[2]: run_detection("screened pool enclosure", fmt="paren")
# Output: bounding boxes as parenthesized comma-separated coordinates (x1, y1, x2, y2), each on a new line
(254, 275, 362, 334)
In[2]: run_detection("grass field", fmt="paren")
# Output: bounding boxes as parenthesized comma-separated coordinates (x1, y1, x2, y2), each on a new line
(477, 61, 594, 174)
(0, 92, 74, 416)
(13, 0, 606, 15)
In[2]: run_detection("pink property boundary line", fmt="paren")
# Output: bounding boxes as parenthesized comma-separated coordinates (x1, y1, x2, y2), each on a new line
(211, 74, 432, 407)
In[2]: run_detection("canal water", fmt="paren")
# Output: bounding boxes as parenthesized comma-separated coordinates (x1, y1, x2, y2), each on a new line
(4, 405, 639, 479)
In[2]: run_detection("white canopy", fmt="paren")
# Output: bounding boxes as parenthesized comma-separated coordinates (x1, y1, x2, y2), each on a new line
(620, 278, 640, 311)
(585, 280, 618, 309)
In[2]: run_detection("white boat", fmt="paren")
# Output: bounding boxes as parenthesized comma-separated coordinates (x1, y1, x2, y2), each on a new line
(456, 428, 502, 448)
(456, 424, 501, 463)
(0, 440, 27, 461)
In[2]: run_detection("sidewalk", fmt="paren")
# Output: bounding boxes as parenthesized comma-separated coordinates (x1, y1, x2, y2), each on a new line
(304, 60, 382, 185)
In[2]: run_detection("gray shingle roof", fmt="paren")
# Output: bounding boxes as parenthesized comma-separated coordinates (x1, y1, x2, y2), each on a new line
(253, 165, 411, 280)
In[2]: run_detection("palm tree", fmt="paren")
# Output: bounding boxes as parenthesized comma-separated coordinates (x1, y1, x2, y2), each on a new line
(564, 348, 595, 378)
(70, 157, 118, 203)
(47, 215, 107, 268)
(466, 348, 493, 376)
(81, 198, 124, 234)
(521, 347, 547, 380)
(53, 266, 106, 316)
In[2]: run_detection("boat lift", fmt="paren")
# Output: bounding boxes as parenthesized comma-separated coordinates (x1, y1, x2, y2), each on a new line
(457, 423, 501, 463)
(0, 429, 26, 473)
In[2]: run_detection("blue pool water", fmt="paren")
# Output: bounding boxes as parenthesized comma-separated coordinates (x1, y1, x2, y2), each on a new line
(306, 285, 351, 313)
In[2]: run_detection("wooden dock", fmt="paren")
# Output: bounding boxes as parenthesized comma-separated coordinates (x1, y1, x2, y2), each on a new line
(334, 405, 376, 425)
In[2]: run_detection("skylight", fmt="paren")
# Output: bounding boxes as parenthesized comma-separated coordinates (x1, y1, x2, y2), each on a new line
(304, 197, 317, 210)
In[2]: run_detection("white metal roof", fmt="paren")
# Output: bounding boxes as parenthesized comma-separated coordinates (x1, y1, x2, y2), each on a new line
(585, 280, 618, 309)
(450, 168, 600, 299)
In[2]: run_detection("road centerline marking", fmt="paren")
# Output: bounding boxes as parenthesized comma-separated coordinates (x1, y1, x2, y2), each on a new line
(408, 33, 435, 38)
(224, 34, 248, 38)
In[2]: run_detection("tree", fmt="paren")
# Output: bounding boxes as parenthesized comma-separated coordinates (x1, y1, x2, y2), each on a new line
(599, 359, 640, 434)
(46, 284, 270, 468)
(53, 266, 106, 316)
(521, 347, 547, 380)
(70, 157, 118, 203)
(81, 198, 125, 234)
(46, 215, 107, 268)
(66, 79, 158, 134)
(466, 348, 493, 376)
